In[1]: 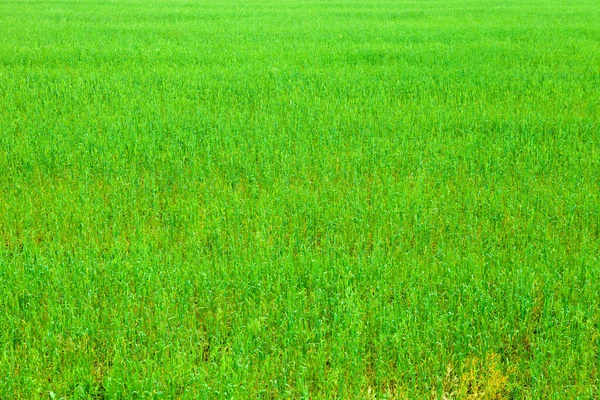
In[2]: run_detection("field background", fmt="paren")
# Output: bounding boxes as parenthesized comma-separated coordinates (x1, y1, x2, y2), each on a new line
(1, 0, 599, 397)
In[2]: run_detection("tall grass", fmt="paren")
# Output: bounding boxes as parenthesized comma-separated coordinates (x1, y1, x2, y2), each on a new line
(1, 0, 599, 397)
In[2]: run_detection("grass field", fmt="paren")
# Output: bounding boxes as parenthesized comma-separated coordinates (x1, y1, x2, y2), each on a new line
(1, 0, 599, 397)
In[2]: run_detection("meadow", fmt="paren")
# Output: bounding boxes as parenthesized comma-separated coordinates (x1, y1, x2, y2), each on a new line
(1, 0, 599, 397)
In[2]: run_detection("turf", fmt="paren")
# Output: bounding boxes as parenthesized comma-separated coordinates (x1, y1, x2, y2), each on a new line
(1, 0, 599, 397)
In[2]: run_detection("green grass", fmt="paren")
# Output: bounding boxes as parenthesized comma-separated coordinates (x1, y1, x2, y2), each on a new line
(1, 0, 599, 397)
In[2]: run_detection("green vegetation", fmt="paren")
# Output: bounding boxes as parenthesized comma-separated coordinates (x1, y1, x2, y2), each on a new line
(1, 0, 599, 397)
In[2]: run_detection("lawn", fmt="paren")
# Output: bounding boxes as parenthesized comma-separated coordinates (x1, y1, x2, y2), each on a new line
(1, 0, 599, 397)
